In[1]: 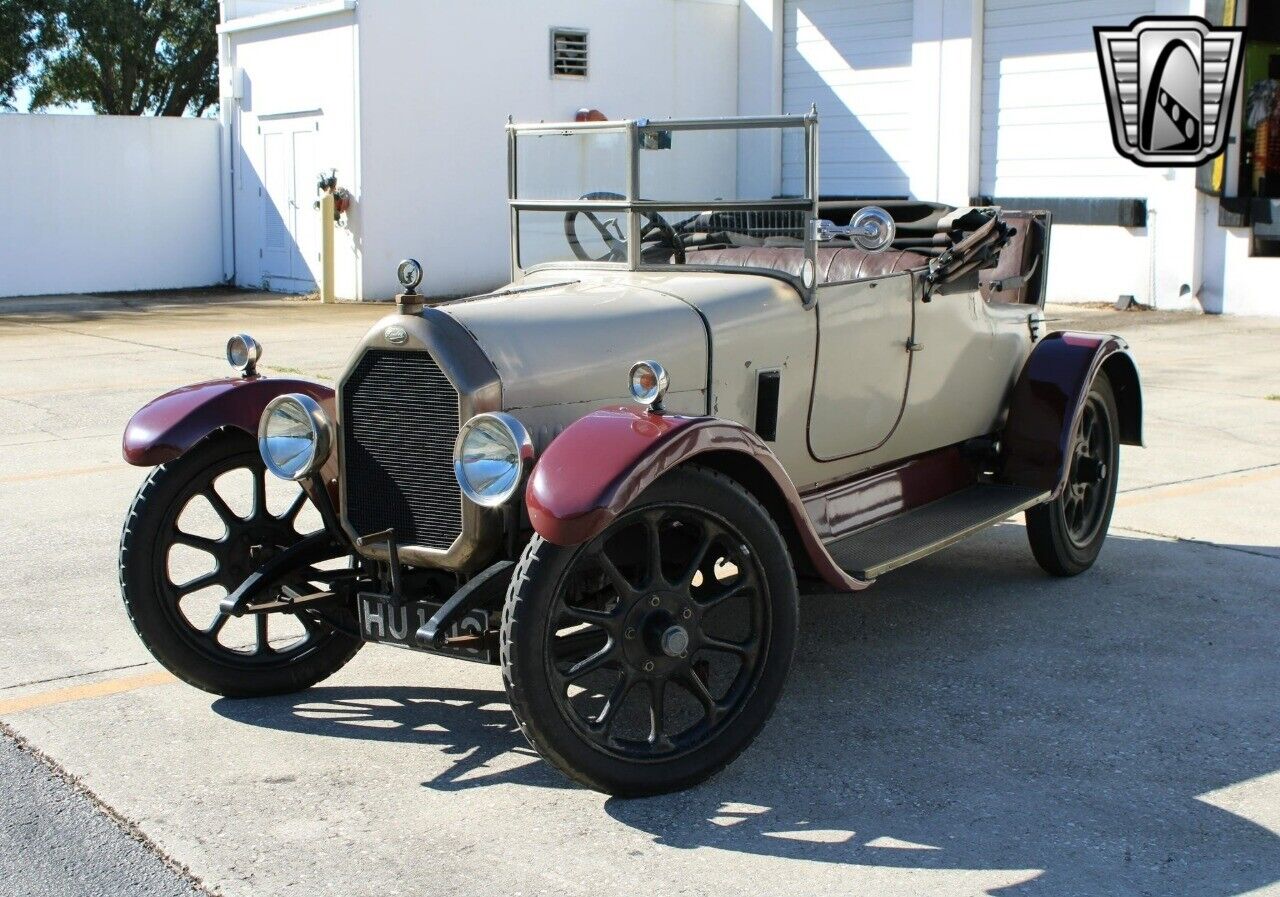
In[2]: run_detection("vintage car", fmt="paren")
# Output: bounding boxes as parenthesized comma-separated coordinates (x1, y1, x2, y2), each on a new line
(119, 113, 1142, 796)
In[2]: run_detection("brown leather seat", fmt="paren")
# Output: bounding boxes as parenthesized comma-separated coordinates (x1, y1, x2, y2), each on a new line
(684, 245, 929, 283)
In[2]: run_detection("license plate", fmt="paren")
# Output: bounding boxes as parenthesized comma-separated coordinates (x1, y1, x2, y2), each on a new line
(358, 593, 494, 663)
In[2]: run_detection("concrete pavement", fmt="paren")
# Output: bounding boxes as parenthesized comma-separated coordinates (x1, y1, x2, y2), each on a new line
(1, 290, 1277, 896)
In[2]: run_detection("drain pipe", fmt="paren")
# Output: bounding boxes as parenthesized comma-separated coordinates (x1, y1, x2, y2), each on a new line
(217, 2, 238, 286)
(1147, 206, 1158, 309)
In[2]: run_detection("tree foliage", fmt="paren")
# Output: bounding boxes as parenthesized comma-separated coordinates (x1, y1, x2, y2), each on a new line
(0, 2, 49, 110)
(1, 0, 218, 116)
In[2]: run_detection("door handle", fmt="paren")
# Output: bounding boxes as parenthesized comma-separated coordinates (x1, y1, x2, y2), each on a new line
(906, 340, 923, 352)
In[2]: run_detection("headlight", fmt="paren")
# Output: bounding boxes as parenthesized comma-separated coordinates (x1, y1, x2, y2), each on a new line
(453, 412, 534, 507)
(227, 333, 262, 376)
(258, 394, 333, 481)
(628, 360, 669, 410)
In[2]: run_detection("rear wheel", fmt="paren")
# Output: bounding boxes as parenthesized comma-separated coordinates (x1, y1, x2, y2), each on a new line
(501, 466, 798, 797)
(1025, 376, 1120, 577)
(119, 430, 362, 697)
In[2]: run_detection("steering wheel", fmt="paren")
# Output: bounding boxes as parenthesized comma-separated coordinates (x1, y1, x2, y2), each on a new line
(564, 192, 685, 263)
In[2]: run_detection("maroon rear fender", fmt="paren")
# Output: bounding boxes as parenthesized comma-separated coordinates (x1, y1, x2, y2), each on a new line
(1001, 331, 1143, 495)
(122, 376, 335, 467)
(525, 406, 869, 593)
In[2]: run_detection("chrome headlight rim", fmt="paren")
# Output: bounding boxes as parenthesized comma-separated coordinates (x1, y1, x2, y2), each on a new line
(258, 393, 334, 482)
(628, 359, 670, 408)
(227, 333, 262, 376)
(453, 412, 535, 508)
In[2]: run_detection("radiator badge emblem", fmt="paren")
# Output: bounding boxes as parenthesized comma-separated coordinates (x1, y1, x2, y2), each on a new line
(384, 325, 409, 345)
(1095, 16, 1244, 167)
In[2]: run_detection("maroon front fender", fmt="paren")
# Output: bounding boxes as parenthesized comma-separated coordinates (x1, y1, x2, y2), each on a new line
(1001, 331, 1143, 495)
(122, 376, 335, 467)
(525, 406, 869, 593)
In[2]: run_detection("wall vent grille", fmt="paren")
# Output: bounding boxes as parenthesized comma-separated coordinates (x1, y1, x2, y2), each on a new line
(551, 28, 588, 78)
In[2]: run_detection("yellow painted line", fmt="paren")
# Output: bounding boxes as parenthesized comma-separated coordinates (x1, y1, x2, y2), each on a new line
(0, 463, 126, 485)
(1118, 466, 1280, 508)
(0, 670, 176, 716)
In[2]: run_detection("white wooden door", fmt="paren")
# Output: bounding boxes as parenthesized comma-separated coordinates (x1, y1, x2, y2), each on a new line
(260, 121, 319, 288)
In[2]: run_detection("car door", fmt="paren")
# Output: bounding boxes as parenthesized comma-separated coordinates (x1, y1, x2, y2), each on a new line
(806, 272, 914, 460)
(879, 278, 1030, 460)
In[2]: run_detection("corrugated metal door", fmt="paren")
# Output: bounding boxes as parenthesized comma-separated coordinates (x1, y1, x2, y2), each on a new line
(980, 0, 1156, 197)
(782, 0, 915, 198)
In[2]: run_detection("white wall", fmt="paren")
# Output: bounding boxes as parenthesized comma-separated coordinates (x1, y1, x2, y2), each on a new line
(738, 0, 785, 198)
(225, 10, 360, 297)
(0, 114, 224, 298)
(356, 0, 741, 299)
(910, 0, 983, 206)
(1200, 199, 1280, 316)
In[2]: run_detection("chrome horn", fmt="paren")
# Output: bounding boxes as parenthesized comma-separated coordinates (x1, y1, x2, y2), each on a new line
(809, 206, 897, 252)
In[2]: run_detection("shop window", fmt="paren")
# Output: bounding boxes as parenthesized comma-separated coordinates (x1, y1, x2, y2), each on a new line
(1202, 1, 1280, 256)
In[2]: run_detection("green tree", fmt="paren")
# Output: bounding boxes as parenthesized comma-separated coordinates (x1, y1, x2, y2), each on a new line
(2, 0, 218, 116)
(0, 2, 50, 110)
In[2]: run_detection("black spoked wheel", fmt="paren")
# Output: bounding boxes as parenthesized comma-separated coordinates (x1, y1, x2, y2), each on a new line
(120, 430, 362, 697)
(1026, 375, 1120, 577)
(502, 466, 797, 796)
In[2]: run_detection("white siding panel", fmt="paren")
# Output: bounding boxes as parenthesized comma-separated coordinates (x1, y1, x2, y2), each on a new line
(0, 115, 223, 297)
(782, 0, 915, 197)
(980, 0, 1156, 197)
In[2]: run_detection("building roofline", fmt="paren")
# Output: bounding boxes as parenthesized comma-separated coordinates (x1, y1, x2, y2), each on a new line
(217, 0, 356, 35)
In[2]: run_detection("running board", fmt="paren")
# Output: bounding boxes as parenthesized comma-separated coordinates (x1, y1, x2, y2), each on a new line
(824, 484, 1048, 580)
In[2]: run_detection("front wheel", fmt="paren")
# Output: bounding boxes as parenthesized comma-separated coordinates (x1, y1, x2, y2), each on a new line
(500, 466, 798, 796)
(119, 430, 362, 697)
(1025, 375, 1121, 576)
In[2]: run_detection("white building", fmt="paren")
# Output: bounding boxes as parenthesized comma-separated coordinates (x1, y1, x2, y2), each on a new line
(218, 0, 1274, 316)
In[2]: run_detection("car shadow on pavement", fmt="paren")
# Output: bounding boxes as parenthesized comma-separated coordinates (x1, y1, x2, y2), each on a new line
(605, 526, 1280, 896)
(212, 684, 574, 792)
(216, 526, 1280, 895)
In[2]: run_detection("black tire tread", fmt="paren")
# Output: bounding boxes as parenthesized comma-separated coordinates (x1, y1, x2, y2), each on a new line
(1025, 376, 1120, 577)
(499, 535, 575, 782)
(500, 465, 798, 796)
(119, 429, 362, 698)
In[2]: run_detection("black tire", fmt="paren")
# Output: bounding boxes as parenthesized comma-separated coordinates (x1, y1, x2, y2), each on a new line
(1025, 375, 1120, 577)
(501, 466, 798, 797)
(119, 430, 362, 697)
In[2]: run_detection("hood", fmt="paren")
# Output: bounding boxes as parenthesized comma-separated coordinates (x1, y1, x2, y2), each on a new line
(442, 277, 709, 411)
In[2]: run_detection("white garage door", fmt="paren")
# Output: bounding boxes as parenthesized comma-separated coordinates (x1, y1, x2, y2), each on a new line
(782, 0, 915, 198)
(980, 0, 1156, 198)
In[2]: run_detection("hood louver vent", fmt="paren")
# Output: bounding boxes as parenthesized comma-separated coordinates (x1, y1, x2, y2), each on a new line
(551, 28, 588, 78)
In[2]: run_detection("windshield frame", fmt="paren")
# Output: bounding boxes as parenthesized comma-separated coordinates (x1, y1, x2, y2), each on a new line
(506, 113, 819, 299)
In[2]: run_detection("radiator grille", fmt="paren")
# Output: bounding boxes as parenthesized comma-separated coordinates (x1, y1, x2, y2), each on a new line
(341, 350, 462, 551)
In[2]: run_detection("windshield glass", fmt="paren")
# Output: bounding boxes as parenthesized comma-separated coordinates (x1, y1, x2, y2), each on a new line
(509, 117, 814, 272)
(514, 130, 629, 201)
(518, 207, 630, 268)
(636, 125, 794, 202)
